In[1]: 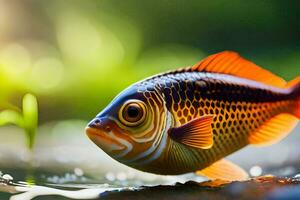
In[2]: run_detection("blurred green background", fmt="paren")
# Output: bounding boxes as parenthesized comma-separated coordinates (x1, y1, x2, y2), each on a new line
(1, 2, 300, 198)
(1, 0, 300, 124)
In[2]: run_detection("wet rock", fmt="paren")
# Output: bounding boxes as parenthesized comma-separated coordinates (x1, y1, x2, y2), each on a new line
(99, 176, 300, 200)
(2, 175, 300, 199)
(268, 185, 300, 200)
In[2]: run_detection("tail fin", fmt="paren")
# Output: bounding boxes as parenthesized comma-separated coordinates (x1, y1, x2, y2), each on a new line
(287, 77, 300, 118)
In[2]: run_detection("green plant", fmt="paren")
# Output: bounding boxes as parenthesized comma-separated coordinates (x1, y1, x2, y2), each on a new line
(0, 93, 38, 149)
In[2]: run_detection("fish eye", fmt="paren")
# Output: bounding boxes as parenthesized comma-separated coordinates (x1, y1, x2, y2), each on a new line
(119, 100, 147, 127)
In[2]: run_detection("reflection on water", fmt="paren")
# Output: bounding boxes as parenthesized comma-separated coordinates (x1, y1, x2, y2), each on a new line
(10, 183, 127, 200)
(0, 170, 130, 200)
(0, 169, 206, 200)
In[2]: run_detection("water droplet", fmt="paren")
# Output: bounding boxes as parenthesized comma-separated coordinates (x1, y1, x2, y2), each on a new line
(74, 168, 84, 176)
(2, 174, 13, 181)
(250, 166, 262, 177)
(294, 174, 300, 178)
(105, 172, 115, 182)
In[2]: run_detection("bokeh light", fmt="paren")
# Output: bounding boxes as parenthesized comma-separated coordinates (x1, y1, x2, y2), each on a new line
(30, 57, 64, 92)
(56, 11, 125, 69)
(0, 43, 31, 77)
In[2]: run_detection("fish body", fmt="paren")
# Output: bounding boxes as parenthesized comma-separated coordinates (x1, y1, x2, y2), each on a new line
(86, 51, 300, 180)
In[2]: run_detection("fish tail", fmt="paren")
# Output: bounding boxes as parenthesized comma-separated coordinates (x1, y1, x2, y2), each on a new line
(287, 76, 300, 118)
(248, 77, 300, 146)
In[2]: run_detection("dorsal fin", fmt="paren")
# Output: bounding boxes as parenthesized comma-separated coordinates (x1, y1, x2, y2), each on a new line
(191, 51, 286, 88)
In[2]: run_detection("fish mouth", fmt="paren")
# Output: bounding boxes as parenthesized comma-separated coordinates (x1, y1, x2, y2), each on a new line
(85, 127, 125, 151)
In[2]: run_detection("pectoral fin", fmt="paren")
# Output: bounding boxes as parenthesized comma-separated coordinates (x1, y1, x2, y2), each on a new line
(168, 115, 214, 149)
(196, 159, 249, 181)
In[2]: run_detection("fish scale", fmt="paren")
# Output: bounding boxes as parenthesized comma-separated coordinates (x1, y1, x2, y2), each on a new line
(137, 71, 295, 174)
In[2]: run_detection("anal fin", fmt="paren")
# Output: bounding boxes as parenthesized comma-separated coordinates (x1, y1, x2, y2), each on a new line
(196, 159, 249, 181)
(249, 113, 298, 146)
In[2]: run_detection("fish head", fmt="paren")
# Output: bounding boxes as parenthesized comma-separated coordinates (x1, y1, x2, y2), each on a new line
(86, 84, 169, 166)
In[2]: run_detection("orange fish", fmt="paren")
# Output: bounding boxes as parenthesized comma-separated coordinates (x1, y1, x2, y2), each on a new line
(86, 51, 300, 181)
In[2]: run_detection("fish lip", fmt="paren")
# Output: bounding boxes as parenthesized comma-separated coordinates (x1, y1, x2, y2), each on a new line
(86, 115, 114, 139)
(85, 126, 109, 139)
(85, 126, 125, 151)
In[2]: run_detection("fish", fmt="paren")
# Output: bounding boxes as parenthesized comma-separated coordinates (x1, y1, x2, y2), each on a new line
(86, 51, 300, 181)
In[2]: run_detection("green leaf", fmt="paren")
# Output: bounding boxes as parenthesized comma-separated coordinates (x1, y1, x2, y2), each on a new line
(0, 102, 21, 112)
(0, 110, 24, 127)
(22, 94, 38, 149)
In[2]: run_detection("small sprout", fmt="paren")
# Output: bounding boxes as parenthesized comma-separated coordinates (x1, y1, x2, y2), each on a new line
(0, 93, 38, 150)
(22, 94, 38, 149)
(0, 110, 24, 127)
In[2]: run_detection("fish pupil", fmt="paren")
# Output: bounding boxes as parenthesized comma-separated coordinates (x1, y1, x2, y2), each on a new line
(127, 106, 139, 118)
